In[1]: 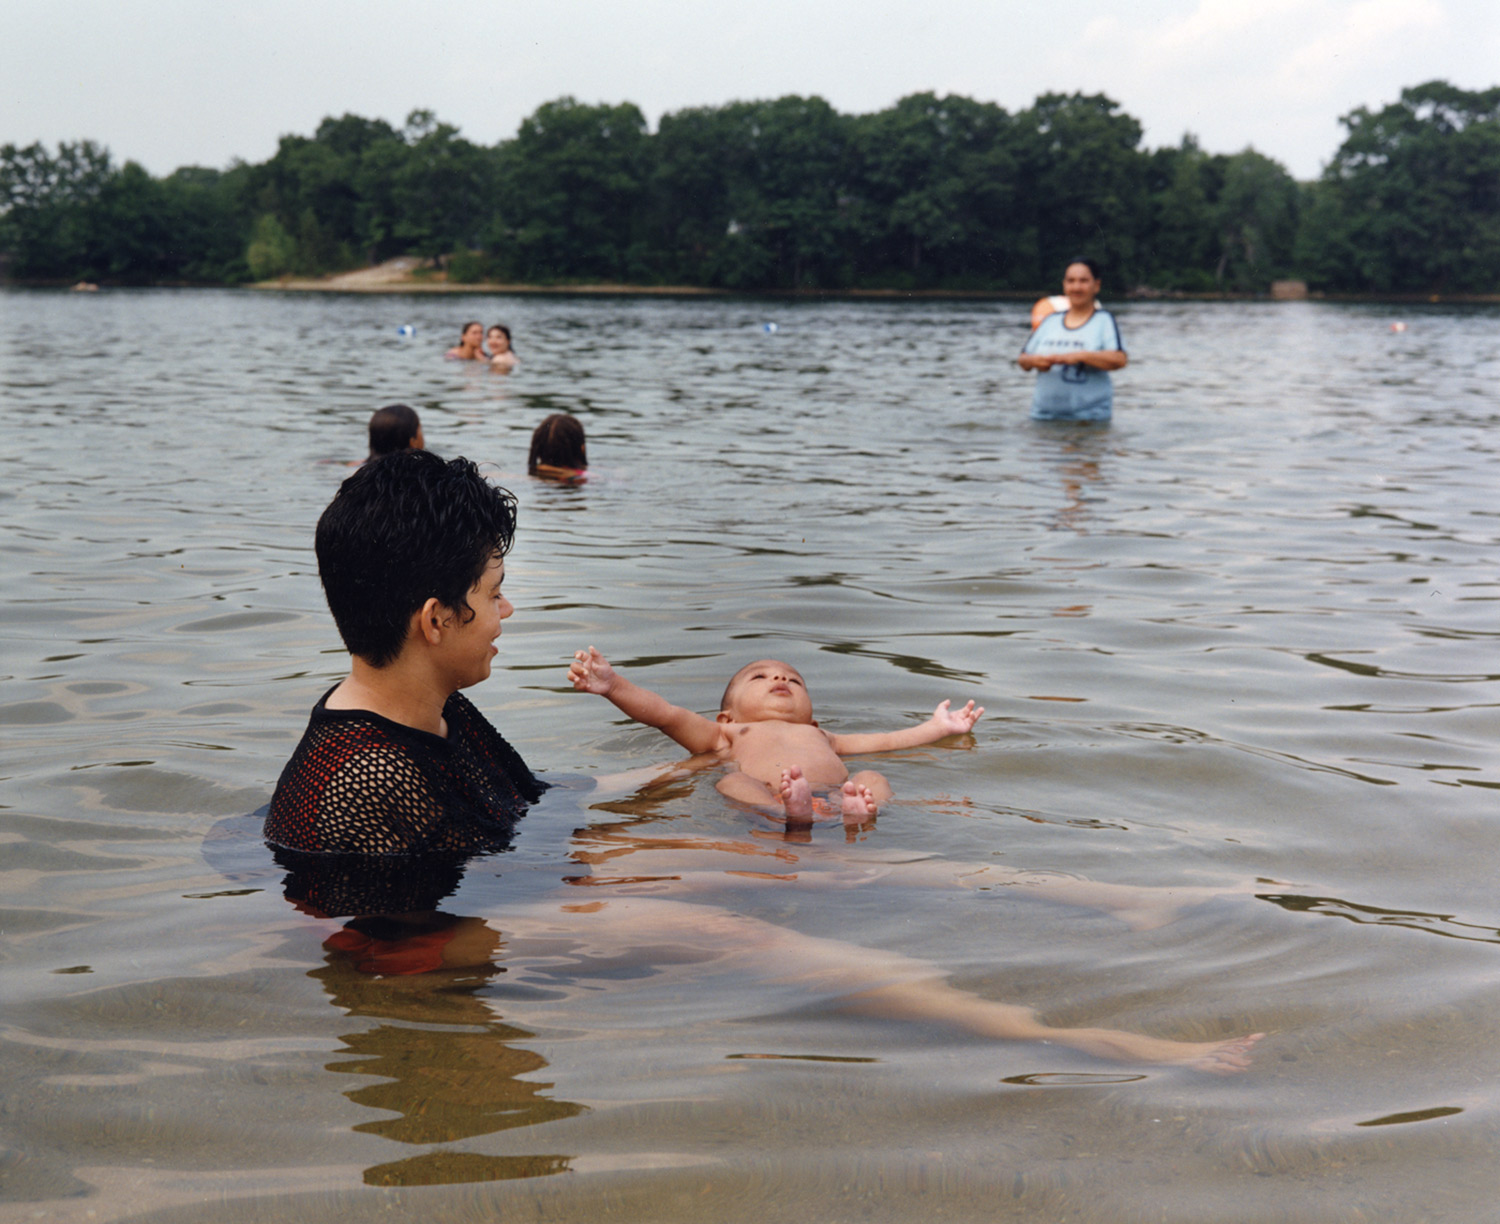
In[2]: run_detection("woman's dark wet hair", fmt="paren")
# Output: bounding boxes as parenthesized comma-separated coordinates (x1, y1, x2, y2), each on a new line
(1066, 257, 1103, 281)
(367, 403, 421, 458)
(528, 413, 587, 473)
(315, 450, 518, 667)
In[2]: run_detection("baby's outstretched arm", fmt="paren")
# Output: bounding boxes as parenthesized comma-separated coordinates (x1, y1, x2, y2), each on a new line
(569, 647, 728, 756)
(826, 699, 984, 757)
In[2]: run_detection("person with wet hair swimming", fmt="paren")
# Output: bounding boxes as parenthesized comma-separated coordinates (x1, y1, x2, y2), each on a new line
(528, 413, 587, 482)
(366, 404, 424, 459)
(446, 321, 487, 360)
(265, 450, 544, 855)
(487, 324, 518, 372)
(1018, 257, 1127, 422)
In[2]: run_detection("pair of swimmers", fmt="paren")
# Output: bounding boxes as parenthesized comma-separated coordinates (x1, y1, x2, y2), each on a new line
(366, 404, 587, 481)
(266, 451, 1261, 1073)
(446, 321, 517, 370)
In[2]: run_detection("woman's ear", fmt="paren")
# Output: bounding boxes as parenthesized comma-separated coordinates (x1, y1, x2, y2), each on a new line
(418, 597, 448, 645)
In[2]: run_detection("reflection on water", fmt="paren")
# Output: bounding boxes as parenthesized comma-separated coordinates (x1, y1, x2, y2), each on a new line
(315, 914, 582, 1186)
(3, 290, 1500, 1220)
(1258, 893, 1500, 944)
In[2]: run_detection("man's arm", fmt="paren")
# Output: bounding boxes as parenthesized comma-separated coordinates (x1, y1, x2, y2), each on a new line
(569, 647, 729, 756)
(826, 699, 983, 757)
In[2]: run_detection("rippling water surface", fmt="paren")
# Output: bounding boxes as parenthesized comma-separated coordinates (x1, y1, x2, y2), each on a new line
(2, 288, 1498, 1222)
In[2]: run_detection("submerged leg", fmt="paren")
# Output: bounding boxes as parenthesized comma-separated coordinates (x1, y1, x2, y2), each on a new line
(843, 977, 1263, 1073)
(513, 896, 1261, 1074)
(878, 860, 1239, 931)
(716, 769, 781, 808)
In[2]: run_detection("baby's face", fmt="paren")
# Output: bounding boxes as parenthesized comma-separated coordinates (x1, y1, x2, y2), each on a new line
(721, 660, 814, 725)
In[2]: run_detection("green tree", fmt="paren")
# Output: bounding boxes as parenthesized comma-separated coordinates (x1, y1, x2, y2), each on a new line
(650, 104, 746, 284)
(1012, 93, 1149, 288)
(390, 110, 494, 262)
(155, 163, 255, 282)
(847, 92, 1020, 288)
(495, 98, 651, 281)
(1141, 136, 1219, 290)
(651, 96, 853, 289)
(1298, 80, 1500, 291)
(0, 140, 115, 278)
(1211, 149, 1298, 290)
(246, 213, 297, 280)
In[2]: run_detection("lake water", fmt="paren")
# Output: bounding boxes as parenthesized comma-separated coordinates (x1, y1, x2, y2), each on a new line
(2, 287, 1498, 1223)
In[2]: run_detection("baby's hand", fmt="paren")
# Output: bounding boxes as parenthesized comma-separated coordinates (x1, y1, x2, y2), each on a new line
(569, 646, 617, 695)
(930, 699, 983, 736)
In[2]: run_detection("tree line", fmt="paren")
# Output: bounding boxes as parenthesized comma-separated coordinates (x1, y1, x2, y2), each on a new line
(2, 81, 1496, 294)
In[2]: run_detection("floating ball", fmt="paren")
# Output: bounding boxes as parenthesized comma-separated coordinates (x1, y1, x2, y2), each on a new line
(762, 322, 779, 334)
(397, 324, 416, 337)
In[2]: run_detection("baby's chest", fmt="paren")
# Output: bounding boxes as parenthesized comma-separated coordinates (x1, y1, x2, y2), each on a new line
(730, 723, 838, 764)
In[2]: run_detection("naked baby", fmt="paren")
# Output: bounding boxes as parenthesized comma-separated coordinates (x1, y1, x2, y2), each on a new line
(568, 648, 983, 820)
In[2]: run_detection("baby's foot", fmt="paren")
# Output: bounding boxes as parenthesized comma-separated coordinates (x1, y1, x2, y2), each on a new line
(840, 780, 879, 820)
(1181, 1032, 1264, 1075)
(1068, 1029, 1264, 1073)
(779, 766, 815, 820)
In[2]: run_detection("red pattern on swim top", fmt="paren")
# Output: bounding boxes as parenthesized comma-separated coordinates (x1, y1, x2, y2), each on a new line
(265, 688, 544, 856)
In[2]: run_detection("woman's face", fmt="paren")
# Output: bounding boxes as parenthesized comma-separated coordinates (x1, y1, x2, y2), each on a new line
(463, 323, 483, 347)
(488, 328, 510, 354)
(1063, 264, 1100, 307)
(439, 555, 513, 690)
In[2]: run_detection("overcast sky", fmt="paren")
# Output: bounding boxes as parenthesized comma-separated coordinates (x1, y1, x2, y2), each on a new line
(5, 0, 1497, 181)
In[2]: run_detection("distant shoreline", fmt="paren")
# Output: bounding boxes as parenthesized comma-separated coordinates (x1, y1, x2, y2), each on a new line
(8, 265, 1499, 305)
(244, 278, 1500, 305)
(244, 285, 1500, 305)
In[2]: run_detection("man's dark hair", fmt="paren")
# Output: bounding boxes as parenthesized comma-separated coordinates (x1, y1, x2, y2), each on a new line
(315, 450, 517, 667)
(367, 403, 421, 458)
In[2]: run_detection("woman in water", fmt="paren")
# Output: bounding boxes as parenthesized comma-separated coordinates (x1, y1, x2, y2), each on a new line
(446, 321, 487, 361)
(1017, 258, 1126, 422)
(487, 324, 518, 372)
(528, 413, 587, 482)
(264, 449, 1258, 1073)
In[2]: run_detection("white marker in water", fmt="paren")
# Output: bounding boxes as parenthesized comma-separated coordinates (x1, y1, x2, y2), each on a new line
(397, 325, 416, 337)
(763, 322, 779, 334)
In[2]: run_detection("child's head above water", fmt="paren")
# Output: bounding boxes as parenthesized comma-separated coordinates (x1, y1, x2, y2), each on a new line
(718, 659, 815, 726)
(528, 413, 587, 475)
(367, 403, 423, 458)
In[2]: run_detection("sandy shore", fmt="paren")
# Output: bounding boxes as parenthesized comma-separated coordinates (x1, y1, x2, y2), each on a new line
(228, 258, 1500, 303)
(247, 258, 1047, 298)
(251, 258, 733, 296)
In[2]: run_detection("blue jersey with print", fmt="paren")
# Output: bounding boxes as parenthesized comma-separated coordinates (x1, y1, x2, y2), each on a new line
(1021, 309, 1125, 421)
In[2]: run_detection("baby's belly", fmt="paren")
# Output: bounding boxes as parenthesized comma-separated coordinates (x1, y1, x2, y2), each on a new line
(736, 740, 848, 788)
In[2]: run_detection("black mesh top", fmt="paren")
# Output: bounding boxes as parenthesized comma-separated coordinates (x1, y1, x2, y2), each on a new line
(265, 687, 545, 856)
